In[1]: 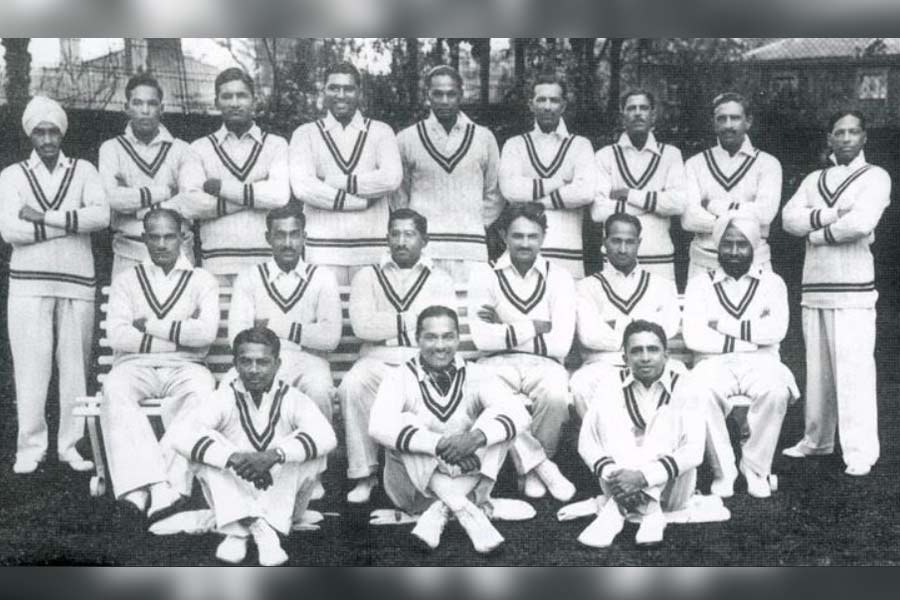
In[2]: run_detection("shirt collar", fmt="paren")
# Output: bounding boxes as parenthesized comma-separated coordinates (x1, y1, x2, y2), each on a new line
(411, 354, 467, 382)
(27, 149, 69, 173)
(379, 251, 434, 272)
(715, 136, 755, 158)
(425, 110, 472, 133)
(616, 131, 661, 155)
(620, 363, 678, 395)
(531, 118, 569, 139)
(141, 254, 194, 278)
(828, 150, 868, 169)
(711, 266, 761, 284)
(492, 251, 546, 277)
(231, 376, 281, 398)
(215, 122, 262, 143)
(124, 123, 174, 146)
(604, 264, 644, 280)
(323, 110, 366, 132)
(266, 258, 308, 282)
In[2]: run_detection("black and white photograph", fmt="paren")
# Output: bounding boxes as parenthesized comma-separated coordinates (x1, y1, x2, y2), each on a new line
(0, 35, 898, 571)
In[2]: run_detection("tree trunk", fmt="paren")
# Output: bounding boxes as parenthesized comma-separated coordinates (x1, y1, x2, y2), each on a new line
(431, 38, 444, 64)
(606, 38, 626, 124)
(570, 38, 596, 121)
(2, 38, 32, 110)
(448, 38, 460, 70)
(473, 38, 491, 105)
(406, 38, 419, 107)
(513, 38, 526, 98)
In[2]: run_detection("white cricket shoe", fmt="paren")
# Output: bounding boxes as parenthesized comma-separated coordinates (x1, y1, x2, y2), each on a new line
(411, 501, 450, 550)
(250, 519, 288, 566)
(635, 508, 666, 546)
(710, 477, 735, 499)
(534, 460, 576, 502)
(215, 535, 248, 564)
(455, 500, 505, 554)
(522, 471, 547, 499)
(13, 456, 41, 475)
(60, 450, 94, 472)
(347, 476, 378, 504)
(740, 463, 771, 499)
(577, 499, 624, 548)
(845, 463, 871, 477)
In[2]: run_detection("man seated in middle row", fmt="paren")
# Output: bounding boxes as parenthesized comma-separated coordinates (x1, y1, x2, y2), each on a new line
(339, 208, 455, 504)
(570, 212, 680, 418)
(468, 202, 576, 502)
(682, 212, 799, 499)
(369, 305, 531, 554)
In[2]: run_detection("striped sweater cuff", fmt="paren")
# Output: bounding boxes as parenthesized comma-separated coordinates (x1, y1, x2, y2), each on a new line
(243, 184, 255, 208)
(333, 189, 347, 211)
(593, 457, 616, 479)
(394, 425, 440, 455)
(190, 435, 231, 469)
(642, 454, 680, 488)
(475, 414, 517, 446)
(140, 187, 152, 209)
(347, 174, 358, 196)
(643, 191, 658, 213)
(64, 210, 79, 234)
(288, 322, 303, 346)
(740, 320, 751, 342)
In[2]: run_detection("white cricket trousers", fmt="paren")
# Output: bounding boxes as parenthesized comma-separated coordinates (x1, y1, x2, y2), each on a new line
(101, 362, 215, 498)
(479, 354, 570, 473)
(382, 440, 510, 516)
(600, 470, 696, 513)
(7, 295, 94, 463)
(279, 349, 336, 424)
(195, 451, 324, 536)
(339, 358, 393, 479)
(796, 307, 879, 468)
(688, 354, 794, 480)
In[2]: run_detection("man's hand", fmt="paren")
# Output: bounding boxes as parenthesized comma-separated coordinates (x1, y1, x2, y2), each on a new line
(19, 206, 44, 223)
(533, 320, 552, 335)
(605, 468, 648, 499)
(837, 207, 852, 218)
(203, 178, 222, 196)
(707, 319, 718, 331)
(700, 197, 710, 210)
(254, 318, 269, 329)
(457, 454, 482, 474)
(478, 304, 501, 324)
(616, 490, 646, 513)
(367, 198, 380, 208)
(436, 431, 487, 466)
(610, 188, 630, 201)
(133, 317, 147, 332)
(227, 450, 279, 482)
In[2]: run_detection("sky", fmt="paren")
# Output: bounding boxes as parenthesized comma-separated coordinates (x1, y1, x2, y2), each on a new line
(24, 38, 241, 68)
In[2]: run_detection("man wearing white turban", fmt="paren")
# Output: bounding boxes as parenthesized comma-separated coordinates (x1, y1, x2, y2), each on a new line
(681, 211, 799, 499)
(0, 95, 110, 474)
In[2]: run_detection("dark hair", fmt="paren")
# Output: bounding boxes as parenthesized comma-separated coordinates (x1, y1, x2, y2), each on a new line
(499, 202, 548, 232)
(325, 62, 362, 87)
(532, 71, 568, 99)
(623, 319, 668, 351)
(425, 65, 463, 91)
(266, 201, 306, 231)
(125, 73, 164, 102)
(215, 67, 255, 97)
(232, 326, 281, 359)
(828, 110, 867, 133)
(143, 207, 183, 231)
(388, 208, 428, 237)
(605, 213, 642, 237)
(620, 88, 655, 110)
(712, 91, 751, 116)
(416, 305, 460, 339)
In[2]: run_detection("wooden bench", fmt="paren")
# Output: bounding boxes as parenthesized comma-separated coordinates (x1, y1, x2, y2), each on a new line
(72, 284, 719, 498)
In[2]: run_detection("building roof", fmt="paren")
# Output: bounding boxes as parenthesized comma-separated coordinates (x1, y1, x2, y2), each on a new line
(746, 38, 900, 62)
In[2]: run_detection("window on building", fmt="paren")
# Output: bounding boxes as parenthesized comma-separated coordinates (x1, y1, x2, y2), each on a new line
(858, 70, 888, 100)
(770, 72, 799, 93)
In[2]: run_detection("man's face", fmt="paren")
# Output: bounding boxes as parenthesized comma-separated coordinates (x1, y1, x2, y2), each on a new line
(503, 216, 545, 267)
(235, 342, 281, 394)
(417, 315, 459, 369)
(324, 73, 360, 121)
(126, 85, 163, 138)
(718, 223, 754, 278)
(428, 74, 462, 122)
(622, 93, 655, 137)
(604, 220, 640, 273)
(388, 218, 426, 268)
(215, 79, 255, 129)
(531, 82, 566, 131)
(713, 101, 751, 148)
(143, 214, 182, 270)
(828, 114, 867, 164)
(30, 122, 63, 160)
(266, 216, 305, 269)
(623, 331, 668, 386)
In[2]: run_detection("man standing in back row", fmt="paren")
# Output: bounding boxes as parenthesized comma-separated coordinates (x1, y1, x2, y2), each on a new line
(781, 110, 890, 477)
(594, 89, 687, 282)
(499, 73, 595, 279)
(291, 62, 402, 285)
(395, 65, 503, 283)
(683, 92, 782, 278)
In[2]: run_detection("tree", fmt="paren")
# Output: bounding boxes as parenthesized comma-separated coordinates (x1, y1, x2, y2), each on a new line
(470, 38, 492, 106)
(2, 38, 31, 110)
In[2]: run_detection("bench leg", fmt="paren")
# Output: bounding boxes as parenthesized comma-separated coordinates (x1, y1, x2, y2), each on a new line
(86, 405, 107, 498)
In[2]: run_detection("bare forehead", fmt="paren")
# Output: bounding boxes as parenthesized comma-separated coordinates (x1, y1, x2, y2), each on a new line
(606, 220, 640, 238)
(389, 218, 419, 232)
(270, 216, 304, 231)
(420, 315, 457, 334)
(218, 79, 253, 95)
(326, 73, 358, 87)
(429, 74, 460, 90)
(145, 213, 180, 233)
(623, 93, 652, 109)
(130, 84, 162, 102)
(236, 342, 276, 359)
(507, 216, 544, 233)
(714, 101, 746, 118)
(626, 330, 664, 349)
(831, 114, 864, 132)
(533, 82, 564, 99)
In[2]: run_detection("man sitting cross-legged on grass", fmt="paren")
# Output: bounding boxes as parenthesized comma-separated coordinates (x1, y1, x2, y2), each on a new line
(368, 305, 532, 554)
(577, 320, 704, 548)
(168, 327, 337, 566)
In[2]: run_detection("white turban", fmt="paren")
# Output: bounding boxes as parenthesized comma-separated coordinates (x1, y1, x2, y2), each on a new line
(22, 95, 68, 137)
(713, 210, 762, 251)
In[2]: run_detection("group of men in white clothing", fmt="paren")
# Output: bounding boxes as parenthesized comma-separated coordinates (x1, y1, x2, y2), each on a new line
(0, 59, 889, 561)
